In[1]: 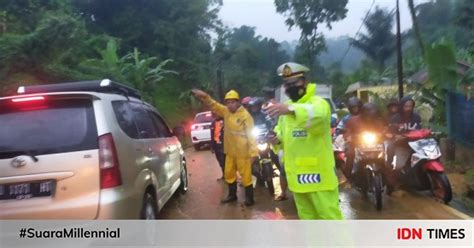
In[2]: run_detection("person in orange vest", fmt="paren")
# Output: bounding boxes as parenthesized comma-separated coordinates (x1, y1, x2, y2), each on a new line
(210, 111, 225, 180)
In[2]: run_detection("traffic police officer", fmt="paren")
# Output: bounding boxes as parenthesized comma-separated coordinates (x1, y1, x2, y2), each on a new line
(266, 62, 344, 219)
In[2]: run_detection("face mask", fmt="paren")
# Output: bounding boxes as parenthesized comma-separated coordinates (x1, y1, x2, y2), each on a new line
(285, 85, 306, 102)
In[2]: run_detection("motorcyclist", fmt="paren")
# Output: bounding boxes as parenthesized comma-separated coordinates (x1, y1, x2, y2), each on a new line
(335, 97, 362, 137)
(248, 97, 268, 127)
(262, 86, 276, 103)
(385, 98, 399, 125)
(343, 103, 385, 186)
(241, 96, 252, 110)
(385, 96, 422, 193)
(248, 97, 288, 201)
(389, 96, 421, 132)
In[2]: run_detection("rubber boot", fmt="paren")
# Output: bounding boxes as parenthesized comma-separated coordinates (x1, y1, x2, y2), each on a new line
(221, 182, 237, 203)
(244, 186, 255, 206)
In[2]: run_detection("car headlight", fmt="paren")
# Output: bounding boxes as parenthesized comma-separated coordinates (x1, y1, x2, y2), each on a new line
(257, 143, 268, 151)
(361, 132, 377, 146)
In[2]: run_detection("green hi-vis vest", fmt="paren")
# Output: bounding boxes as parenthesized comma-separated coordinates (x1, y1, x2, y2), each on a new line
(274, 83, 338, 193)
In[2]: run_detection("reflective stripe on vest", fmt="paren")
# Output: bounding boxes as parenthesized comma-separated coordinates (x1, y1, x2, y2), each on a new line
(297, 174, 321, 184)
(299, 104, 315, 129)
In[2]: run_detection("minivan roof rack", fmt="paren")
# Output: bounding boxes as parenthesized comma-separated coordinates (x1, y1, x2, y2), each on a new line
(17, 79, 141, 99)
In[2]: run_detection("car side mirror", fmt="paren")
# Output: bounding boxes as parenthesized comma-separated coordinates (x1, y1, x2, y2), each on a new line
(173, 126, 185, 136)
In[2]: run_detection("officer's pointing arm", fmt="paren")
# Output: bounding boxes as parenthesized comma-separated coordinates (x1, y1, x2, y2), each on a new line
(290, 97, 330, 134)
(271, 117, 283, 147)
(192, 89, 228, 118)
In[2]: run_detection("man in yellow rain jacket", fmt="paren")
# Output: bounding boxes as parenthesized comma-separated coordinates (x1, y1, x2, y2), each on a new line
(192, 89, 258, 206)
(266, 62, 344, 219)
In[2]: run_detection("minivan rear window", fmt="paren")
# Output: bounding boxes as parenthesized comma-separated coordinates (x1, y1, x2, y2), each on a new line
(194, 113, 213, 123)
(0, 97, 98, 158)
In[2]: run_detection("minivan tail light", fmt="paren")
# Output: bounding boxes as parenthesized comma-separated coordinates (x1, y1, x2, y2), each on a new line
(98, 133, 122, 189)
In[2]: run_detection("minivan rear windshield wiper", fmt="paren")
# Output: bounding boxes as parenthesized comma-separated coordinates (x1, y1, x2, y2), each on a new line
(0, 151, 39, 162)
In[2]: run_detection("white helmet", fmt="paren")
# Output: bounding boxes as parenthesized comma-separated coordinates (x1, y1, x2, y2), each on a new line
(277, 62, 310, 79)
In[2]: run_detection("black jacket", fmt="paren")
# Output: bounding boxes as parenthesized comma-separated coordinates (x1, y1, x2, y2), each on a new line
(250, 110, 274, 130)
(389, 96, 422, 133)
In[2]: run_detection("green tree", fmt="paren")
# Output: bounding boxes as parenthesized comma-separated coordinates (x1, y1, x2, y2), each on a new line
(416, 0, 453, 42)
(72, 0, 222, 85)
(350, 7, 396, 73)
(78, 39, 125, 81)
(274, 0, 348, 69)
(0, 0, 71, 33)
(80, 40, 177, 103)
(408, 0, 425, 55)
(418, 39, 460, 130)
(455, 0, 474, 31)
(454, 0, 474, 52)
(0, 11, 91, 83)
(413, 0, 471, 49)
(327, 68, 347, 100)
(121, 50, 178, 104)
(212, 25, 290, 97)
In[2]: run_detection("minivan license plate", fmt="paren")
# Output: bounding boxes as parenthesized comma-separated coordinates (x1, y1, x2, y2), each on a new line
(0, 180, 54, 200)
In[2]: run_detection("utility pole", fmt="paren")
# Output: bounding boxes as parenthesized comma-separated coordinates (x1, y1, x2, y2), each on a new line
(396, 0, 404, 99)
(216, 61, 224, 102)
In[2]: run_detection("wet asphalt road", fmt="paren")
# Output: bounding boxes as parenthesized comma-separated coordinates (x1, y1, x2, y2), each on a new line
(158, 149, 471, 219)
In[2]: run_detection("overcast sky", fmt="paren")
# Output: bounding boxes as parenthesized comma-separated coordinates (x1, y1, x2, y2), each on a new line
(219, 0, 430, 42)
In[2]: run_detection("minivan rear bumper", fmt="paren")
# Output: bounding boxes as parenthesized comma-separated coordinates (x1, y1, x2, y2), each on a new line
(0, 187, 139, 219)
(95, 187, 140, 219)
(0, 194, 100, 219)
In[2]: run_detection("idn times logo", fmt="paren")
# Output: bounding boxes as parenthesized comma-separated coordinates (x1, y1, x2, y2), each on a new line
(397, 228, 466, 240)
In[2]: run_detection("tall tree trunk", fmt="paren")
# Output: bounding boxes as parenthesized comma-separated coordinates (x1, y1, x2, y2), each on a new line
(408, 0, 425, 56)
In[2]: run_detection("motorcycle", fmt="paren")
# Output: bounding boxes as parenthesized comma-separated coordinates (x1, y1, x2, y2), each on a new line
(352, 131, 386, 210)
(251, 124, 275, 196)
(333, 133, 346, 176)
(391, 129, 452, 203)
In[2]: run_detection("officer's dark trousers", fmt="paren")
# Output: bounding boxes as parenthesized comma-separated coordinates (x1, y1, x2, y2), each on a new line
(214, 150, 226, 175)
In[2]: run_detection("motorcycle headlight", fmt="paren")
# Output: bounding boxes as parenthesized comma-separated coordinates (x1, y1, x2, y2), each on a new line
(257, 143, 268, 151)
(361, 132, 377, 146)
(252, 128, 261, 137)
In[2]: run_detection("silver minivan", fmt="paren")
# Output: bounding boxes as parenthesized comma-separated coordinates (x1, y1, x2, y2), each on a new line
(0, 80, 188, 219)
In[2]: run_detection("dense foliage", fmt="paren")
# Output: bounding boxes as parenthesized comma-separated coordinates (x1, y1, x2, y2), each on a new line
(0, 0, 472, 126)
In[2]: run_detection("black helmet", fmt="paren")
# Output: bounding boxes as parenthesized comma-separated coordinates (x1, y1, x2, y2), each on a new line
(248, 97, 263, 107)
(399, 95, 415, 109)
(347, 97, 362, 109)
(386, 98, 399, 108)
(361, 103, 380, 119)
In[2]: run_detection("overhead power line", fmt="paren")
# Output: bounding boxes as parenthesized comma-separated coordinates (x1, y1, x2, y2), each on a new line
(337, 0, 376, 65)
